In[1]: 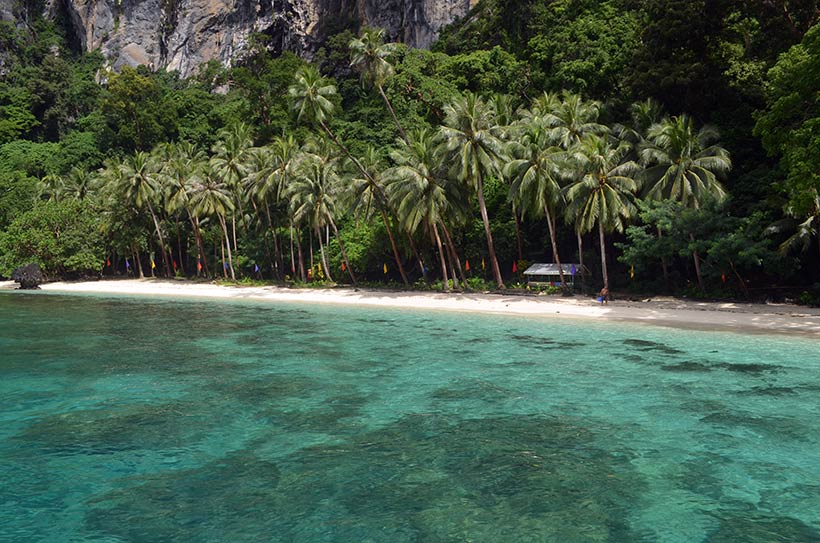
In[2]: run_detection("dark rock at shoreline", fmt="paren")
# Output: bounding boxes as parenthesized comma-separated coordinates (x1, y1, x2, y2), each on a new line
(12, 263, 44, 289)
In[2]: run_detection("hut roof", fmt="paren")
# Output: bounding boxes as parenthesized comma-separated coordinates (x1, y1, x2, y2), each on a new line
(523, 263, 589, 276)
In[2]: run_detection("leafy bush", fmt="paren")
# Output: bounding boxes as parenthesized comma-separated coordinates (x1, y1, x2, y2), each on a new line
(0, 199, 104, 278)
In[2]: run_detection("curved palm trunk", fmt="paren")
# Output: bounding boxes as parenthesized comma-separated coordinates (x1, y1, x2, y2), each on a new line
(315, 225, 333, 282)
(599, 221, 609, 291)
(329, 216, 356, 286)
(318, 118, 409, 285)
(441, 223, 468, 288)
(377, 84, 408, 143)
(543, 204, 568, 293)
(432, 223, 450, 292)
(476, 172, 505, 289)
(146, 201, 171, 277)
(218, 214, 236, 280)
(406, 231, 427, 282)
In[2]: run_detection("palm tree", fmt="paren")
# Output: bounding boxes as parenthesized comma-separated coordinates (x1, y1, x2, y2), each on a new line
(289, 66, 410, 284)
(565, 134, 640, 291)
(161, 142, 209, 276)
(506, 121, 570, 291)
(349, 27, 407, 143)
(119, 152, 172, 276)
(544, 91, 607, 149)
(440, 92, 507, 289)
(211, 122, 254, 252)
(640, 114, 732, 291)
(384, 128, 460, 291)
(187, 162, 237, 280)
(287, 152, 356, 285)
(247, 135, 300, 277)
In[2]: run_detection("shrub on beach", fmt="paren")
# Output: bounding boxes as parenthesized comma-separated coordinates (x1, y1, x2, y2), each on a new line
(0, 199, 105, 279)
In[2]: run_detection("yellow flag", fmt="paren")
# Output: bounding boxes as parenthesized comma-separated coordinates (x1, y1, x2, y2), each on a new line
(383, 263, 388, 274)
(481, 258, 486, 270)
(630, 265, 635, 279)
(151, 259, 156, 270)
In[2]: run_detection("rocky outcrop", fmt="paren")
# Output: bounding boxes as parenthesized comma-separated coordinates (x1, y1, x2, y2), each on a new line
(0, 0, 472, 77)
(12, 263, 45, 289)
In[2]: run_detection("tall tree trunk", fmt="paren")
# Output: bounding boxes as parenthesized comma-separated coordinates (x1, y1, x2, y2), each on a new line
(219, 215, 236, 280)
(730, 259, 750, 300)
(329, 216, 356, 286)
(296, 229, 306, 282)
(146, 201, 171, 276)
(289, 221, 297, 276)
(441, 223, 468, 288)
(406, 232, 427, 282)
(476, 172, 505, 289)
(133, 245, 144, 278)
(599, 221, 609, 291)
(432, 223, 450, 292)
(577, 230, 585, 294)
(220, 241, 227, 278)
(513, 203, 524, 261)
(316, 226, 333, 282)
(175, 217, 185, 276)
(377, 84, 408, 143)
(443, 233, 461, 291)
(658, 226, 669, 290)
(544, 204, 568, 293)
(379, 209, 409, 285)
(690, 233, 704, 292)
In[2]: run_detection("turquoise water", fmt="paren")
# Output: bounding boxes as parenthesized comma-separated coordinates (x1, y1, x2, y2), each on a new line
(1, 292, 819, 542)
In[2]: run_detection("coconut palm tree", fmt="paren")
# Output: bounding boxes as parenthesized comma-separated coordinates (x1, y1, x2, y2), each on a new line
(440, 92, 507, 289)
(565, 134, 641, 291)
(506, 121, 570, 291)
(119, 151, 172, 276)
(287, 152, 356, 285)
(187, 162, 237, 280)
(211, 122, 254, 252)
(544, 92, 607, 149)
(640, 114, 732, 291)
(161, 141, 209, 276)
(384, 128, 462, 291)
(349, 27, 407, 143)
(289, 66, 409, 284)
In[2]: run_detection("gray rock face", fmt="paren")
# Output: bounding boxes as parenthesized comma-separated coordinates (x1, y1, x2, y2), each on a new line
(12, 263, 45, 289)
(0, 0, 471, 77)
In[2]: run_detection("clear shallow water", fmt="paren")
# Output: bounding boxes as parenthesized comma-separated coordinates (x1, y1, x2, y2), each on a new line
(1, 292, 819, 543)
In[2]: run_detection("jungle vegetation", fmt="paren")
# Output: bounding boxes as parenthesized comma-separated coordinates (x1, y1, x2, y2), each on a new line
(1, 0, 819, 301)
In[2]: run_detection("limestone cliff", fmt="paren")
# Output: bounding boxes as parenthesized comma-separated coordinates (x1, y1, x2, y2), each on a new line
(0, 0, 471, 77)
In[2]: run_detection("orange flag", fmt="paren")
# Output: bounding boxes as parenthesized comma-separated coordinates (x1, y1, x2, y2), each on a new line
(512, 261, 518, 273)
(481, 258, 486, 270)
(383, 263, 388, 274)
(465, 259, 470, 271)
(341, 261, 346, 271)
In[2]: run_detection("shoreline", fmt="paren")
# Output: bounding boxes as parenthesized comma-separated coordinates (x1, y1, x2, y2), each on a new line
(3, 278, 820, 336)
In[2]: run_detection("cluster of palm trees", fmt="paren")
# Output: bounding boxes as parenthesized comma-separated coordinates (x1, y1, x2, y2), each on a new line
(39, 28, 731, 294)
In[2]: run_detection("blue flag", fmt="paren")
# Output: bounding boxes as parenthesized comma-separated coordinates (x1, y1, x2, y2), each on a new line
(254, 264, 259, 273)
(223, 262, 228, 270)
(571, 264, 577, 276)
(125, 259, 130, 269)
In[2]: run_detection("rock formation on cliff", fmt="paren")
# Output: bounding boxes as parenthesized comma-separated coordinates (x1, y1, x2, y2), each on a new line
(0, 0, 471, 77)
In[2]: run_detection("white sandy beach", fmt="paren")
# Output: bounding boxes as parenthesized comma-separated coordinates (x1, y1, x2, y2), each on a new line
(3, 278, 820, 335)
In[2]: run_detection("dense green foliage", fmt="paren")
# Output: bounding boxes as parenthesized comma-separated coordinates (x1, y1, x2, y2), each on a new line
(1, 3, 819, 301)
